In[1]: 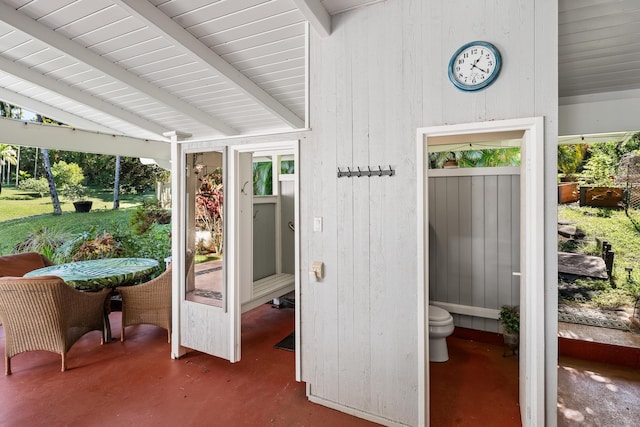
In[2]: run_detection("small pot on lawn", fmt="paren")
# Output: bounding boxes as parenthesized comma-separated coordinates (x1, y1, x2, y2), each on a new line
(72, 200, 93, 213)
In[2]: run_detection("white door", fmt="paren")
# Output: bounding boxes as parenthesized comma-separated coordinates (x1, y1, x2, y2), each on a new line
(171, 148, 240, 362)
(171, 140, 301, 373)
(417, 117, 547, 426)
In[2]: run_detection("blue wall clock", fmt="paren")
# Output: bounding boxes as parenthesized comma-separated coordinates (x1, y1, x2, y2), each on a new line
(448, 41, 502, 92)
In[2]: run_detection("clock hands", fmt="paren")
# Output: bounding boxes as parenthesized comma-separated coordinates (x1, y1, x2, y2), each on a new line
(471, 63, 488, 74)
(470, 57, 488, 74)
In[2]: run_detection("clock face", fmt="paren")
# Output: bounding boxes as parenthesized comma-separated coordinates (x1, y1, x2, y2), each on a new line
(448, 41, 501, 91)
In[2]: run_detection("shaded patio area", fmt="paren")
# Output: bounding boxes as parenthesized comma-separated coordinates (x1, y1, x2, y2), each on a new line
(0, 304, 374, 426)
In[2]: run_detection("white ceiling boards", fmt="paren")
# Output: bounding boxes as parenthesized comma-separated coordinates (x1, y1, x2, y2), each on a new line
(0, 0, 639, 156)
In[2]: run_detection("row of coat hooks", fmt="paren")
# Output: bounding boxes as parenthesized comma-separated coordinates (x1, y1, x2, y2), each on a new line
(337, 165, 395, 178)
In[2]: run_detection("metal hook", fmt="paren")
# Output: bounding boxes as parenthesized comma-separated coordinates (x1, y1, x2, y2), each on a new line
(357, 166, 362, 177)
(347, 167, 352, 177)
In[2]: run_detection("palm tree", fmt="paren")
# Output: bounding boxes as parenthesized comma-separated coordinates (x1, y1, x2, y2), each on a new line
(35, 114, 62, 215)
(0, 144, 17, 186)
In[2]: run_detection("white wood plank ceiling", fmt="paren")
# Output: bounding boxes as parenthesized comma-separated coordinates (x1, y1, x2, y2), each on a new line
(559, 0, 640, 97)
(0, 0, 638, 146)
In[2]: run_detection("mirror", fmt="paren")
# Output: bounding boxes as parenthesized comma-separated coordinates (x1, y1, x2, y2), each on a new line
(185, 151, 224, 308)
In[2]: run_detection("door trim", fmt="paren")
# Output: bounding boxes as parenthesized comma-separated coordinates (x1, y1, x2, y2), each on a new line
(229, 140, 301, 379)
(416, 117, 546, 426)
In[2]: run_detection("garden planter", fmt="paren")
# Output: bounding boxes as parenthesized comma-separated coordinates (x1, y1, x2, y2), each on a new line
(579, 186, 623, 208)
(73, 201, 93, 213)
(558, 182, 579, 204)
(503, 332, 519, 357)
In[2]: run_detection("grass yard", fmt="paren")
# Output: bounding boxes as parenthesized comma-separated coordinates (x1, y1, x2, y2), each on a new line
(558, 204, 640, 308)
(0, 185, 159, 256)
(0, 184, 154, 222)
(0, 208, 138, 255)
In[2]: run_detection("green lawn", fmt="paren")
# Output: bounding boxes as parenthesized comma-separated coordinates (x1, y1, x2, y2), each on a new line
(0, 185, 153, 222)
(558, 204, 640, 308)
(0, 185, 158, 255)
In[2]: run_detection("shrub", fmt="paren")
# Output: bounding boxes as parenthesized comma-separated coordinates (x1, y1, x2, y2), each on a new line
(12, 227, 70, 262)
(129, 199, 171, 235)
(60, 183, 88, 201)
(51, 161, 84, 187)
(498, 305, 520, 335)
(72, 232, 123, 261)
(18, 177, 50, 197)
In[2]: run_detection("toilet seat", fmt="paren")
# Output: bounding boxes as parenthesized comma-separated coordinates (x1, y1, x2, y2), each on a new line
(429, 305, 452, 323)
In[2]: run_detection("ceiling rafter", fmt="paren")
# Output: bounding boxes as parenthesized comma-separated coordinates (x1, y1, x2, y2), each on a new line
(0, 86, 125, 135)
(292, 0, 331, 37)
(0, 55, 169, 138)
(116, 0, 305, 130)
(0, 2, 238, 136)
(0, 116, 170, 160)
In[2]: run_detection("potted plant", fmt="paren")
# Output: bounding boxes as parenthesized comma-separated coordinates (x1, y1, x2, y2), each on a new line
(62, 183, 92, 213)
(443, 151, 458, 168)
(498, 305, 519, 356)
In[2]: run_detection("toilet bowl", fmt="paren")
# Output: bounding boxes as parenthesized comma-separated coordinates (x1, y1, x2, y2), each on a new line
(429, 305, 455, 362)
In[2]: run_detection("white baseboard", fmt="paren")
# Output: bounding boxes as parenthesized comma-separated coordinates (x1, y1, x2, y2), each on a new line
(306, 383, 410, 427)
(430, 301, 500, 320)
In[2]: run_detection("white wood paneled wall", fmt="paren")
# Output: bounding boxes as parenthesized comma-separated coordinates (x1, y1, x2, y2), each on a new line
(428, 172, 520, 332)
(302, 0, 557, 425)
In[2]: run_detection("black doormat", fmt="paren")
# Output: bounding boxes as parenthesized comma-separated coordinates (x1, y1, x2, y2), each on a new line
(274, 332, 295, 351)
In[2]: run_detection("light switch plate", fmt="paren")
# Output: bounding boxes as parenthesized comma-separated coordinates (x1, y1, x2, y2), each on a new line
(313, 216, 323, 232)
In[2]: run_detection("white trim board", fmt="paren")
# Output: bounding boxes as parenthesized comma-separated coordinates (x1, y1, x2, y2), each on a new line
(428, 166, 520, 177)
(417, 117, 546, 427)
(306, 384, 406, 427)
(430, 301, 500, 320)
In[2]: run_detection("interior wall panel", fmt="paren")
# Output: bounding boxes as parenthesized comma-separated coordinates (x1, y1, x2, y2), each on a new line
(303, 0, 556, 425)
(428, 174, 520, 333)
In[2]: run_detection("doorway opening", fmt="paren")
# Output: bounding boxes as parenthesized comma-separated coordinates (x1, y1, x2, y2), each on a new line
(230, 140, 301, 379)
(174, 139, 300, 375)
(556, 133, 640, 347)
(417, 117, 547, 427)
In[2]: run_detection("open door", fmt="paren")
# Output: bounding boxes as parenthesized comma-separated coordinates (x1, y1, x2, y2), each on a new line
(170, 148, 240, 362)
(417, 117, 547, 426)
(171, 140, 301, 375)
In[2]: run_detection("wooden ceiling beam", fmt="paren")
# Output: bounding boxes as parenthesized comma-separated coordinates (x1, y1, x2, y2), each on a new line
(116, 0, 305, 129)
(0, 2, 238, 136)
(0, 56, 169, 139)
(292, 0, 332, 38)
(0, 86, 126, 135)
(0, 117, 170, 160)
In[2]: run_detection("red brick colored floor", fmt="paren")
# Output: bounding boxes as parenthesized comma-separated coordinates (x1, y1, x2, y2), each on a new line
(430, 336, 521, 427)
(2, 303, 639, 426)
(0, 304, 376, 427)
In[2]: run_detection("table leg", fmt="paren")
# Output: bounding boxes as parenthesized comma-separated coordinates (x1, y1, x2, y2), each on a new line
(103, 290, 116, 343)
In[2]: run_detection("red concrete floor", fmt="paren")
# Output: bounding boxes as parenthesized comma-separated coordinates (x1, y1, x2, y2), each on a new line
(0, 304, 376, 427)
(4, 301, 638, 427)
(558, 356, 640, 426)
(430, 336, 521, 427)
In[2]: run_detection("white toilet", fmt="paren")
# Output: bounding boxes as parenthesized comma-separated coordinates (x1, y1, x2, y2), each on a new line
(429, 305, 455, 362)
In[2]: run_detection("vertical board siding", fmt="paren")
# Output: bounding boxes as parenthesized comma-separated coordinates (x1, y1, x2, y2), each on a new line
(428, 174, 520, 332)
(458, 177, 474, 328)
(302, 0, 554, 424)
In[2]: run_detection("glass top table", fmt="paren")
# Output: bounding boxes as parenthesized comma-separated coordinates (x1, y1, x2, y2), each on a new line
(24, 258, 160, 290)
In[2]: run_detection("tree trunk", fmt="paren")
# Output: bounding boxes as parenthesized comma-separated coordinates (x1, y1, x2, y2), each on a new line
(113, 155, 121, 210)
(41, 148, 62, 215)
(15, 146, 20, 186)
(34, 147, 38, 178)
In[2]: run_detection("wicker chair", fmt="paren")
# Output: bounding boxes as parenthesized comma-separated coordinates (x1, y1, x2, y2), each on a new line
(118, 253, 193, 343)
(0, 276, 110, 375)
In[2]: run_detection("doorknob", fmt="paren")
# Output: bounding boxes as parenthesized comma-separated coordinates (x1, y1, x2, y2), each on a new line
(512, 272, 521, 277)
